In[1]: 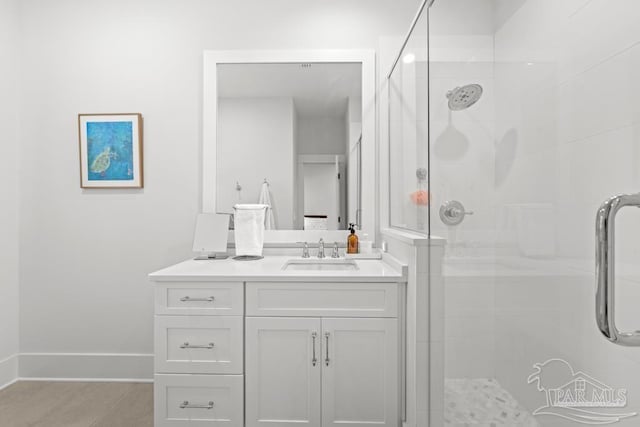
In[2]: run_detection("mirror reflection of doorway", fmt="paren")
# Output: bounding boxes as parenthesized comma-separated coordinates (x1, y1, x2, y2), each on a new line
(298, 155, 346, 230)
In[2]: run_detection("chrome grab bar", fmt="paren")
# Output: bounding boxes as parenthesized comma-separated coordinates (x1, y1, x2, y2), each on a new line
(179, 400, 214, 409)
(596, 193, 640, 346)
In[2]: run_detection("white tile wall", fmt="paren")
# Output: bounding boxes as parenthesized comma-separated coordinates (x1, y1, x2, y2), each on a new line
(495, 0, 640, 260)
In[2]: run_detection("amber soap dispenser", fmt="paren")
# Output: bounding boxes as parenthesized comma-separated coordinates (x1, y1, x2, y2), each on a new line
(347, 223, 359, 254)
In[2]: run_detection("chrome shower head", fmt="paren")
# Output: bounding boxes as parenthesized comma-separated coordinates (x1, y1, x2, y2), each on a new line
(446, 84, 483, 111)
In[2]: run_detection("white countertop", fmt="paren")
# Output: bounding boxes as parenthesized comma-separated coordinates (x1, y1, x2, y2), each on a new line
(149, 255, 407, 283)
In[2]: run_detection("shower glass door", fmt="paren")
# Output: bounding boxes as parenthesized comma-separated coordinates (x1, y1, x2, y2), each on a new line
(425, 0, 640, 426)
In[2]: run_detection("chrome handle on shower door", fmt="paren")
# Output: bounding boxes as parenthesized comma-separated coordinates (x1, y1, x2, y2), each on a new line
(596, 193, 640, 346)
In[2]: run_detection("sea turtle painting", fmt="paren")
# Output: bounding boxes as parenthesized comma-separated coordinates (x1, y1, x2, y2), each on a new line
(90, 146, 114, 175)
(85, 120, 134, 182)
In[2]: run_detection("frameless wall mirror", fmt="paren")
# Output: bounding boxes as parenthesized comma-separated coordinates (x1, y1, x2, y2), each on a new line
(203, 51, 375, 237)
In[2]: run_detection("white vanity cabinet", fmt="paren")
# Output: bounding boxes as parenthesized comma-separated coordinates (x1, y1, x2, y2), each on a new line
(245, 282, 399, 427)
(150, 258, 406, 427)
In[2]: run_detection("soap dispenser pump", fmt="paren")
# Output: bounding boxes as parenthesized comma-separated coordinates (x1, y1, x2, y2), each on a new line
(347, 223, 359, 254)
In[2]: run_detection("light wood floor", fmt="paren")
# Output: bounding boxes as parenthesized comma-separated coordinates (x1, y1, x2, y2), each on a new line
(0, 381, 153, 427)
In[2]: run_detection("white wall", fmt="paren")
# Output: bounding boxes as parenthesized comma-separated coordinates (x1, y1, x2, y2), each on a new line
(15, 0, 421, 378)
(297, 117, 347, 155)
(0, 0, 20, 386)
(218, 97, 295, 229)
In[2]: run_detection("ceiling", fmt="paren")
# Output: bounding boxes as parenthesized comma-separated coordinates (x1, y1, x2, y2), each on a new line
(217, 62, 362, 118)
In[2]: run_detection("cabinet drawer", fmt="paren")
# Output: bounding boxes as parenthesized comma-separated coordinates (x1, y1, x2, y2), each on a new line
(154, 374, 243, 427)
(155, 316, 243, 374)
(246, 282, 398, 317)
(155, 282, 243, 315)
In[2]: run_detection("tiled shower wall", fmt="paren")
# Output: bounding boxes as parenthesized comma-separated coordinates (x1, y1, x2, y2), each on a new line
(495, 0, 640, 263)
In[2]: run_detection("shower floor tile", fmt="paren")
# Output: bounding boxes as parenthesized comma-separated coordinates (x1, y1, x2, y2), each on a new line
(445, 378, 539, 426)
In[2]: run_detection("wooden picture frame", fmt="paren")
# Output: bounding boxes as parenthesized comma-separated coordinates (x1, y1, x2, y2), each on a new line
(78, 113, 143, 188)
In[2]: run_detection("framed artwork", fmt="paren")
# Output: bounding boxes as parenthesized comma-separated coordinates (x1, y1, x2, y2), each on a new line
(78, 113, 143, 188)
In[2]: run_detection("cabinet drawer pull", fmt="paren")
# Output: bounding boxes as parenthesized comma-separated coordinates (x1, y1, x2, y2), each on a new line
(311, 332, 317, 366)
(324, 332, 330, 366)
(179, 400, 214, 409)
(180, 342, 215, 349)
(180, 296, 215, 302)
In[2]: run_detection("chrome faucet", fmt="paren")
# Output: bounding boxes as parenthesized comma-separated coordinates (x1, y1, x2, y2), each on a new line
(331, 242, 340, 258)
(317, 238, 325, 259)
(299, 242, 310, 258)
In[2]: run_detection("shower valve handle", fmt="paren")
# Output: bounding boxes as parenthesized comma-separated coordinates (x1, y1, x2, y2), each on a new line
(439, 200, 473, 226)
(448, 207, 474, 217)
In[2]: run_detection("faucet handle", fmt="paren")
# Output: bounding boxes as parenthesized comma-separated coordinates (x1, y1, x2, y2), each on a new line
(317, 238, 325, 259)
(297, 241, 310, 258)
(331, 242, 340, 258)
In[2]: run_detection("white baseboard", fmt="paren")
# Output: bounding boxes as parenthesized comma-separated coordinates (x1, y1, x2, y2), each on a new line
(20, 377, 153, 383)
(0, 354, 19, 390)
(19, 353, 153, 381)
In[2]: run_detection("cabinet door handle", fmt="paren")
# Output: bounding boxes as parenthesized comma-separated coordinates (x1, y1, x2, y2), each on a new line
(180, 342, 215, 349)
(179, 400, 214, 409)
(180, 296, 215, 302)
(311, 332, 318, 366)
(324, 332, 330, 366)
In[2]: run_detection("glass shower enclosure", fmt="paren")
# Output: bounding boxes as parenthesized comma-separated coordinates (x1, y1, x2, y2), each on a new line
(389, 0, 640, 425)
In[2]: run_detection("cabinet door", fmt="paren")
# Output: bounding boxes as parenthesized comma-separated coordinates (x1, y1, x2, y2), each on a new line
(246, 317, 322, 427)
(321, 318, 398, 427)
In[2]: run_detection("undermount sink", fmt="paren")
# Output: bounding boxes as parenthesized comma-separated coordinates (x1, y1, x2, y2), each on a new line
(282, 259, 359, 271)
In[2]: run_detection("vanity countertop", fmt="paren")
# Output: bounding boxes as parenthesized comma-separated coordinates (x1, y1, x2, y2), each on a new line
(149, 255, 406, 283)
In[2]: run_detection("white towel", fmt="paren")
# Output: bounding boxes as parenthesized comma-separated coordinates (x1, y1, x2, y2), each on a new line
(233, 204, 268, 257)
(258, 182, 276, 230)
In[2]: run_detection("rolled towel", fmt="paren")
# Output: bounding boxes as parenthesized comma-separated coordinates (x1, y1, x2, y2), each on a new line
(233, 204, 268, 257)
